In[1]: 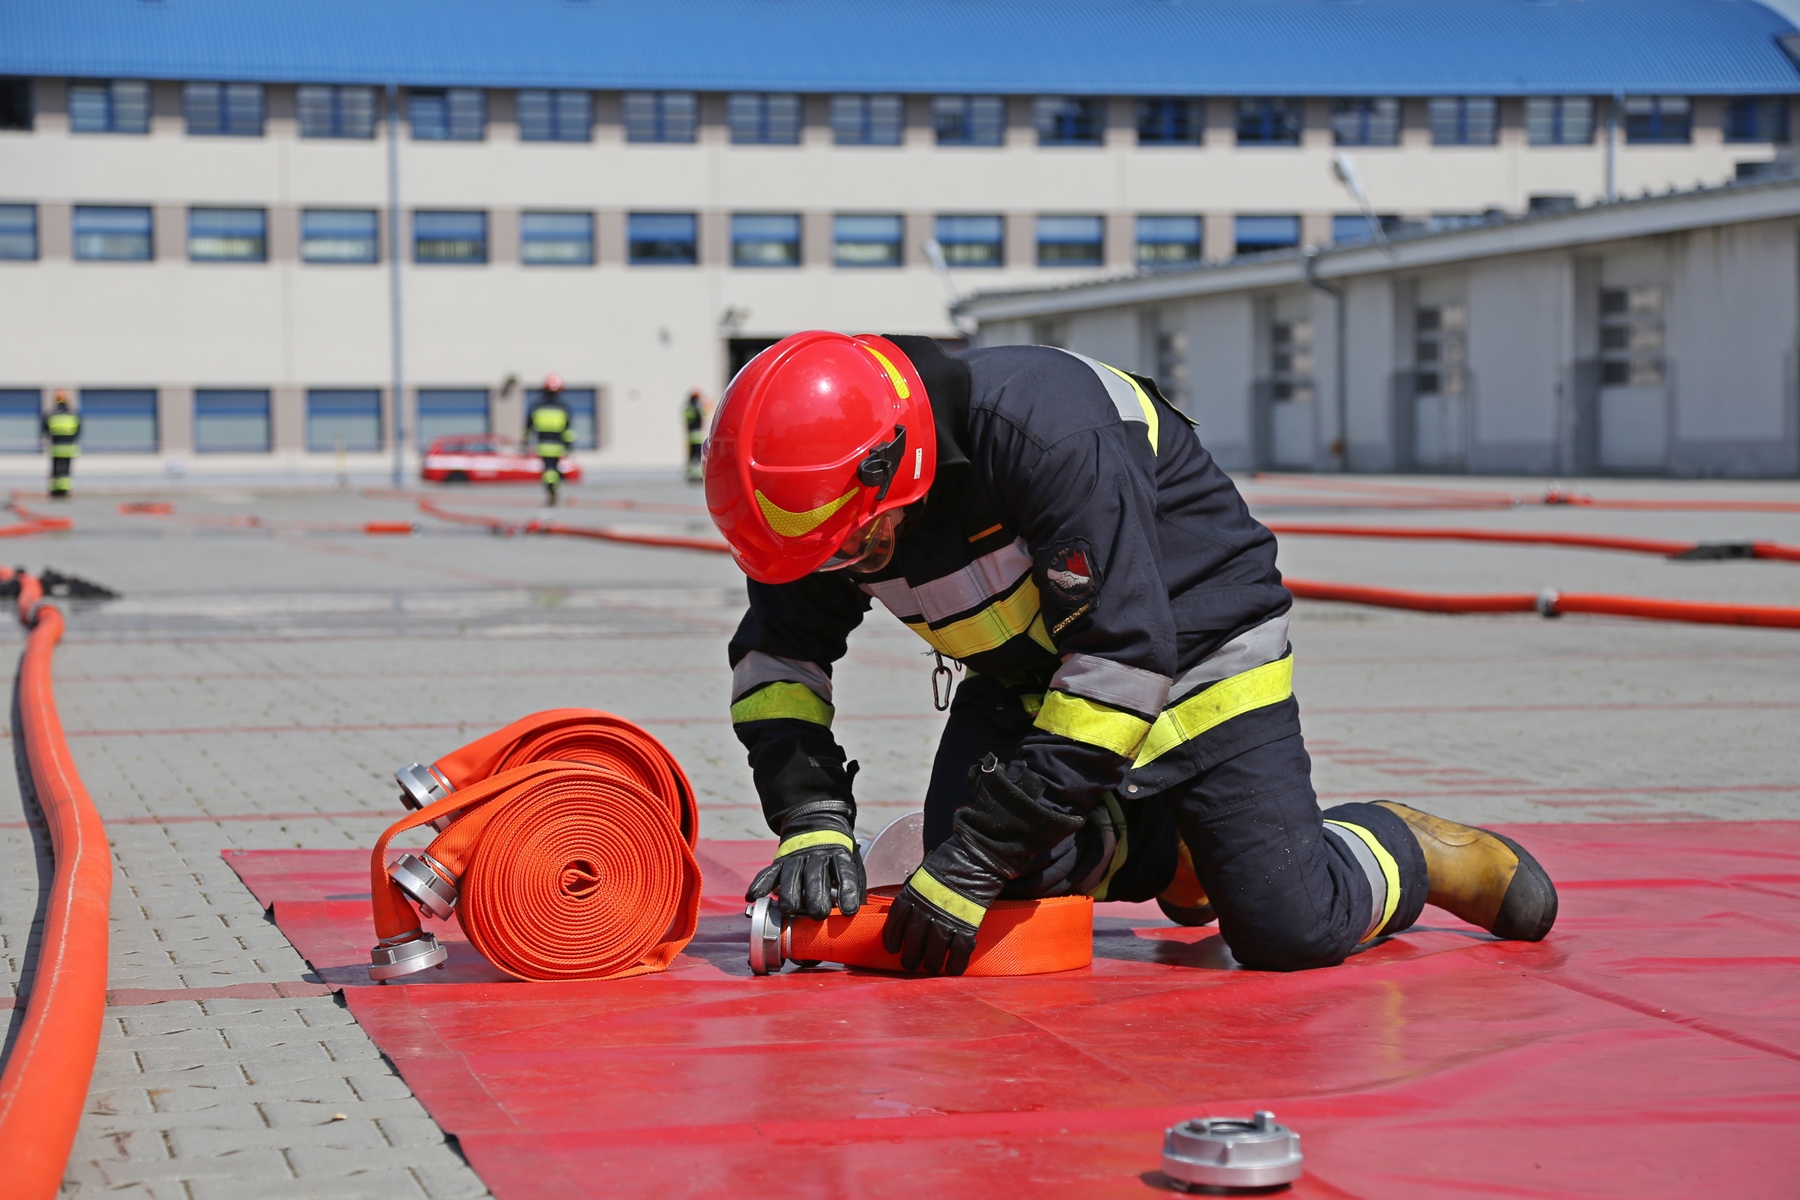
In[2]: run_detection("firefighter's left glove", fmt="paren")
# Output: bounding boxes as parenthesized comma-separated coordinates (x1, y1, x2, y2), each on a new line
(882, 754, 1084, 975)
(744, 733, 865, 921)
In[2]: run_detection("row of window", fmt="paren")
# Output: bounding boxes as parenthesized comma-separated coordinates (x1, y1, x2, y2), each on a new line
(0, 388, 599, 454)
(0, 204, 1442, 266)
(3, 79, 1787, 147)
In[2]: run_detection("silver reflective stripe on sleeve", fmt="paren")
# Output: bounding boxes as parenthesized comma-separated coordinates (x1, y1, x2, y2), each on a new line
(1048, 653, 1172, 718)
(1059, 349, 1150, 431)
(911, 539, 1033, 624)
(1167, 614, 1291, 704)
(730, 650, 834, 704)
(1323, 823, 1388, 942)
(858, 577, 922, 621)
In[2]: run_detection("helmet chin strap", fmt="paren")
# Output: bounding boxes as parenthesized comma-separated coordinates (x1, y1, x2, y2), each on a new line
(856, 426, 907, 502)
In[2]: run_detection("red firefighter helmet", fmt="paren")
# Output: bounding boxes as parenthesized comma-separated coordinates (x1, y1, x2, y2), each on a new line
(704, 331, 936, 584)
(543, 373, 564, 393)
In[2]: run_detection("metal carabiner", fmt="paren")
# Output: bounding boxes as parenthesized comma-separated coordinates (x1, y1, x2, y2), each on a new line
(931, 652, 954, 712)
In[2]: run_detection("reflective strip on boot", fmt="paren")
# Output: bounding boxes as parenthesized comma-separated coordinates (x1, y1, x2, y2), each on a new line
(1323, 821, 1401, 941)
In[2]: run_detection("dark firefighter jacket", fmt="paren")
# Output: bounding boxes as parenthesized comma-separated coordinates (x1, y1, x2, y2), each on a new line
(44, 409, 81, 457)
(528, 398, 575, 457)
(728, 337, 1298, 828)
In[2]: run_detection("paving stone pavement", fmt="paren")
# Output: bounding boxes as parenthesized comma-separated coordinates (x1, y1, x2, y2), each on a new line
(1, 473, 1797, 1197)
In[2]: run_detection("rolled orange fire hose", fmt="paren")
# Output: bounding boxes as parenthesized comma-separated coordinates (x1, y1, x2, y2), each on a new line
(782, 891, 1094, 976)
(0, 569, 112, 1200)
(372, 711, 700, 981)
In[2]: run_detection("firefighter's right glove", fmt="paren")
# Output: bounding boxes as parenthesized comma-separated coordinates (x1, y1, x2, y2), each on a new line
(882, 754, 1084, 976)
(744, 733, 865, 921)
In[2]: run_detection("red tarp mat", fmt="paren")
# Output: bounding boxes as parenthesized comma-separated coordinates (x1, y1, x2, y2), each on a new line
(224, 823, 1800, 1199)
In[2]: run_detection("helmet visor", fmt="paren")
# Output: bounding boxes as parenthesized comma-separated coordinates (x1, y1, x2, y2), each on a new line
(817, 512, 900, 575)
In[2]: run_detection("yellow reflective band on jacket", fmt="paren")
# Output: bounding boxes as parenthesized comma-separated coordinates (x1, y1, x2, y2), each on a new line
(729, 681, 834, 727)
(902, 579, 1055, 660)
(530, 408, 569, 432)
(1323, 819, 1402, 940)
(776, 829, 855, 858)
(906, 867, 988, 927)
(1034, 691, 1153, 759)
(1133, 656, 1294, 768)
(47, 414, 80, 435)
(1100, 363, 1160, 455)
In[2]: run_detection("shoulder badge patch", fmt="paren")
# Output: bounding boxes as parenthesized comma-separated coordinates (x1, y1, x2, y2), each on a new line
(1044, 541, 1099, 606)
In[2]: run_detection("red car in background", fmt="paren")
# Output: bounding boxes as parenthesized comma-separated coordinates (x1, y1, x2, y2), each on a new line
(420, 435, 582, 485)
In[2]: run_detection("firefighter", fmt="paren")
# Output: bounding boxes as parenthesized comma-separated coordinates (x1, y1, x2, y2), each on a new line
(707, 332, 1558, 976)
(683, 390, 706, 483)
(43, 390, 80, 500)
(526, 374, 575, 506)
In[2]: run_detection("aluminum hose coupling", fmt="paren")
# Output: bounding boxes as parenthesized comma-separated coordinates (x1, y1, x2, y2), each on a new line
(368, 930, 448, 981)
(1162, 1111, 1303, 1191)
(395, 762, 456, 832)
(389, 852, 460, 920)
(746, 894, 787, 975)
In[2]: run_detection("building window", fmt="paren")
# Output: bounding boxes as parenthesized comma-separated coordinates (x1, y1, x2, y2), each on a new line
(73, 206, 153, 261)
(1599, 287, 1666, 386)
(831, 94, 903, 145)
(1724, 97, 1788, 144)
(623, 92, 697, 143)
(1035, 97, 1104, 145)
(521, 211, 594, 265)
(80, 389, 158, 453)
(529, 387, 599, 450)
(1623, 97, 1691, 144)
(518, 89, 592, 142)
(1237, 98, 1303, 145)
(184, 82, 264, 136)
(297, 85, 377, 138)
(410, 88, 485, 141)
(0, 391, 40, 452)
(732, 214, 801, 267)
(628, 213, 697, 265)
(1332, 98, 1400, 146)
(1331, 213, 1401, 244)
(1525, 97, 1594, 145)
(188, 208, 267, 262)
(1268, 321, 1315, 403)
(1415, 305, 1469, 397)
(935, 214, 1004, 267)
(70, 80, 150, 134)
(413, 211, 487, 264)
(1136, 98, 1204, 145)
(416, 389, 489, 449)
(1429, 97, 1497, 145)
(728, 93, 802, 144)
(1235, 214, 1299, 256)
(1036, 215, 1104, 266)
(834, 214, 903, 267)
(0, 204, 38, 260)
(194, 390, 271, 453)
(0, 79, 32, 130)
(307, 390, 383, 452)
(1137, 215, 1201, 267)
(934, 96, 1005, 146)
(302, 209, 379, 263)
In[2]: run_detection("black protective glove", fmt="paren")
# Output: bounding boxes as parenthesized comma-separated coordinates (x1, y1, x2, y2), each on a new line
(882, 754, 1084, 975)
(744, 732, 865, 920)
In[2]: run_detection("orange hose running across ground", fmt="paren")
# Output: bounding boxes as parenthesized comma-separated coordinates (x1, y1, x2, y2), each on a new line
(0, 569, 113, 1200)
(785, 890, 1094, 976)
(1286, 580, 1800, 629)
(1267, 523, 1800, 562)
(417, 498, 732, 554)
(372, 711, 700, 981)
(1251, 473, 1800, 514)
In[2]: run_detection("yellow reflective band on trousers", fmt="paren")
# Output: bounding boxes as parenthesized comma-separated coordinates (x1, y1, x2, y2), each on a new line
(1133, 656, 1294, 768)
(902, 578, 1055, 660)
(906, 867, 988, 927)
(730, 681, 834, 728)
(1323, 819, 1402, 940)
(1034, 691, 1153, 759)
(777, 829, 855, 858)
(50, 446, 80, 458)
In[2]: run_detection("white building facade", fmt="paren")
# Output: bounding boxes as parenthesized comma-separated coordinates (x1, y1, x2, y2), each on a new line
(0, 0, 1796, 477)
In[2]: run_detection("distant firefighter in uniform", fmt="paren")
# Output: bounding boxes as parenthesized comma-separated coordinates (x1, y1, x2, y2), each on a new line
(527, 374, 576, 506)
(43, 390, 81, 501)
(705, 332, 1560, 977)
(683, 390, 706, 483)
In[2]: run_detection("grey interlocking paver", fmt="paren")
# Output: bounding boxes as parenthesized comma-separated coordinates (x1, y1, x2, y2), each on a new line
(1, 474, 1797, 1196)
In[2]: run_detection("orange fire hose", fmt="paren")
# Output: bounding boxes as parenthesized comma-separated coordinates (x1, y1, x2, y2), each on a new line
(0, 569, 113, 1200)
(1286, 580, 1800, 628)
(372, 711, 700, 981)
(783, 891, 1093, 976)
(1252, 472, 1800, 514)
(1267, 522, 1800, 562)
(416, 498, 730, 553)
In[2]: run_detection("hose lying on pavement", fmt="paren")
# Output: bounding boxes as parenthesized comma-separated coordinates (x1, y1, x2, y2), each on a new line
(0, 569, 113, 1200)
(1267, 523, 1800, 563)
(751, 890, 1093, 976)
(1251, 473, 1800, 514)
(417, 498, 728, 552)
(1286, 580, 1800, 628)
(371, 710, 700, 982)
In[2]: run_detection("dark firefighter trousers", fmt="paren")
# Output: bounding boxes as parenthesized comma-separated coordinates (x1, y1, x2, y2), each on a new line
(922, 675, 1428, 971)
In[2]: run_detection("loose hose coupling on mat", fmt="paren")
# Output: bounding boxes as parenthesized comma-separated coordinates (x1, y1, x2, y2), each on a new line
(370, 709, 701, 982)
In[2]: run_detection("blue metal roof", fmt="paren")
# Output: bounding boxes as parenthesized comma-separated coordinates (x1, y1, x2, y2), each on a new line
(1, 0, 1796, 95)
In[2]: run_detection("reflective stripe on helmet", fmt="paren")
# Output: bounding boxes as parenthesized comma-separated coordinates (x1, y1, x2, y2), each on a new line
(755, 487, 858, 539)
